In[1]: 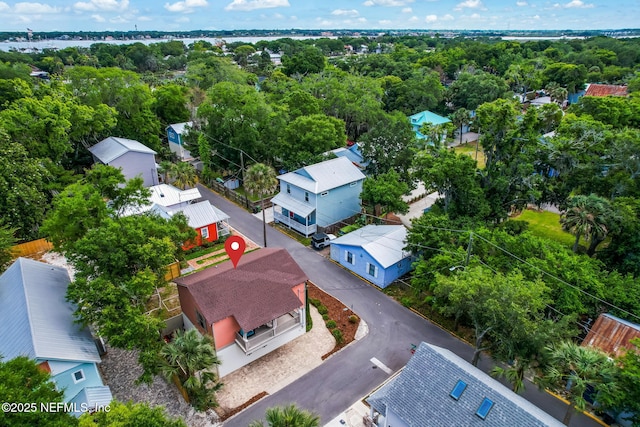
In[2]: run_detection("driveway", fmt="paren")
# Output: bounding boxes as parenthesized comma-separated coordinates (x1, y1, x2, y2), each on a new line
(198, 184, 602, 427)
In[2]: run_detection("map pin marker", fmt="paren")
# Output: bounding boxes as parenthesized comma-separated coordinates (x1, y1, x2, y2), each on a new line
(225, 236, 246, 269)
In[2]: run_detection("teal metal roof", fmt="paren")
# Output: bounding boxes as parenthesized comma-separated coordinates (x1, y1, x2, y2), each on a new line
(409, 110, 451, 126)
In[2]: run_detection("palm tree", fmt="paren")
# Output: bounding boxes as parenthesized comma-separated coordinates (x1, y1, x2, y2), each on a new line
(159, 160, 174, 184)
(248, 404, 320, 427)
(244, 163, 278, 247)
(450, 108, 471, 146)
(160, 329, 223, 411)
(171, 161, 199, 190)
(560, 194, 609, 253)
(537, 341, 619, 426)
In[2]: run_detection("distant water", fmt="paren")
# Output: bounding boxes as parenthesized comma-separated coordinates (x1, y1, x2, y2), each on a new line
(0, 35, 335, 52)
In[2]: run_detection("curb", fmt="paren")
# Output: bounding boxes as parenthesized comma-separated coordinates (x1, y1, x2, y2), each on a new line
(543, 390, 610, 427)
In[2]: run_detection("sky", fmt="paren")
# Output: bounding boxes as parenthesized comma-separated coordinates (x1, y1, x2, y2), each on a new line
(0, 0, 638, 33)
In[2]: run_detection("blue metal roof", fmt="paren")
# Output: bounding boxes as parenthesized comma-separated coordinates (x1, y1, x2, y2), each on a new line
(409, 110, 451, 126)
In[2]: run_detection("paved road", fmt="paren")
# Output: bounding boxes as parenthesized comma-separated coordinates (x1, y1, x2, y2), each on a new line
(197, 184, 601, 427)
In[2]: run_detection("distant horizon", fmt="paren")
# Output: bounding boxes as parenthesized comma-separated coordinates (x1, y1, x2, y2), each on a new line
(0, 0, 637, 33)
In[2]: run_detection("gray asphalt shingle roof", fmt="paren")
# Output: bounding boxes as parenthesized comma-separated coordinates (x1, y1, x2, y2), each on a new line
(0, 258, 101, 364)
(88, 137, 156, 164)
(367, 343, 564, 427)
(277, 157, 365, 193)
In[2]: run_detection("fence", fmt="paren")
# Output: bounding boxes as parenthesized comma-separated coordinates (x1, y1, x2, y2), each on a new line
(202, 177, 273, 213)
(11, 238, 53, 258)
(164, 261, 181, 281)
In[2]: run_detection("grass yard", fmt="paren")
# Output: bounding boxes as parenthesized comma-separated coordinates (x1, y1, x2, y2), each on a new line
(453, 142, 486, 169)
(184, 242, 226, 261)
(513, 209, 576, 249)
(272, 223, 312, 247)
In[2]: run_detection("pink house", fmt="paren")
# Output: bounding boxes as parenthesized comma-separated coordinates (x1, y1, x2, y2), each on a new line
(175, 247, 307, 377)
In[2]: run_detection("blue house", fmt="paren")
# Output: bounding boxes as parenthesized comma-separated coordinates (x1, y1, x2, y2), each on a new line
(330, 225, 413, 288)
(409, 110, 451, 143)
(272, 156, 366, 236)
(0, 258, 112, 416)
(167, 122, 194, 161)
(328, 143, 369, 171)
(366, 342, 564, 427)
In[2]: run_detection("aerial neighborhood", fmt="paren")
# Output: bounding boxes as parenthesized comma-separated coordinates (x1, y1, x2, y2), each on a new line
(1, 24, 640, 427)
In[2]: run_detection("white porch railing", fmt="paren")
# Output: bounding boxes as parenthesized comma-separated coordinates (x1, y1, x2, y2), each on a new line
(273, 211, 317, 237)
(234, 312, 301, 354)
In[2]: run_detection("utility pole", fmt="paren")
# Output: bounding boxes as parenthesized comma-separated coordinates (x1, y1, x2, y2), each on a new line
(465, 232, 473, 266)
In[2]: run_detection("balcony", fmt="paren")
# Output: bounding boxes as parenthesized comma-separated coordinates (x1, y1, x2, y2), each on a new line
(235, 311, 302, 354)
(274, 211, 317, 237)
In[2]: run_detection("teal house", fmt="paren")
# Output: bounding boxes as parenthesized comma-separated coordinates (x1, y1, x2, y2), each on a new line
(0, 258, 112, 416)
(409, 110, 451, 144)
(167, 122, 194, 161)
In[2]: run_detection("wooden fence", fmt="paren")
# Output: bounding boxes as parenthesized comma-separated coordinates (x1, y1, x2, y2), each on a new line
(11, 238, 53, 258)
(164, 261, 181, 281)
(202, 178, 273, 213)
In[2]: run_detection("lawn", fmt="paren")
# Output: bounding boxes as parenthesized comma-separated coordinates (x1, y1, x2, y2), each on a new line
(453, 142, 486, 168)
(184, 242, 226, 260)
(272, 223, 312, 247)
(512, 209, 576, 249)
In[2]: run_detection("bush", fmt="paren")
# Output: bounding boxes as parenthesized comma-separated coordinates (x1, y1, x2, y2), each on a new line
(317, 305, 328, 315)
(400, 296, 414, 307)
(309, 298, 321, 307)
(500, 220, 529, 236)
(325, 320, 337, 329)
(348, 315, 359, 324)
(322, 314, 329, 321)
(332, 329, 343, 344)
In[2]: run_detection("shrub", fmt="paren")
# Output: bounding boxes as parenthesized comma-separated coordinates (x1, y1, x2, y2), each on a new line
(348, 315, 359, 324)
(332, 329, 343, 344)
(309, 298, 321, 307)
(325, 320, 337, 329)
(317, 305, 328, 315)
(400, 297, 414, 307)
(322, 314, 329, 321)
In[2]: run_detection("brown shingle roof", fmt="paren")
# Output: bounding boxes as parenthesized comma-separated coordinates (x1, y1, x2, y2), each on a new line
(584, 84, 628, 97)
(175, 248, 307, 331)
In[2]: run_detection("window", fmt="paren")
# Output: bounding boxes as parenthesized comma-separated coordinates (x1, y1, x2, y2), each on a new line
(367, 263, 378, 277)
(476, 398, 494, 420)
(289, 210, 295, 219)
(196, 310, 206, 330)
(305, 192, 309, 202)
(287, 184, 291, 194)
(72, 369, 85, 384)
(346, 251, 355, 265)
(320, 191, 329, 197)
(450, 380, 467, 400)
(350, 181, 357, 187)
(200, 226, 209, 239)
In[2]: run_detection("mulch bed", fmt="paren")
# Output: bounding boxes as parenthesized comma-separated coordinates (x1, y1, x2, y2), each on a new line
(216, 391, 269, 421)
(307, 282, 360, 360)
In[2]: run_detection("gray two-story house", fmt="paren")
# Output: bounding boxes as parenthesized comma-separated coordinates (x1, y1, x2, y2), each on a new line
(271, 157, 366, 236)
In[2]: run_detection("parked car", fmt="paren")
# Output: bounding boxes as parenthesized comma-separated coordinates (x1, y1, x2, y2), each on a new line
(311, 233, 336, 249)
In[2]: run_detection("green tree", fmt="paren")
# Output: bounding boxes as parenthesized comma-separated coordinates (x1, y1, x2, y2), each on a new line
(78, 401, 185, 427)
(361, 170, 409, 215)
(538, 341, 619, 426)
(244, 163, 278, 247)
(153, 83, 191, 127)
(358, 110, 417, 184)
(543, 62, 587, 94)
(170, 161, 198, 190)
(0, 356, 78, 427)
(560, 194, 611, 254)
(0, 128, 52, 240)
(447, 71, 509, 111)
(281, 90, 320, 119)
(281, 114, 346, 170)
(159, 329, 222, 411)
(450, 108, 471, 146)
(0, 222, 16, 273)
(432, 266, 549, 367)
(248, 404, 320, 427)
(609, 338, 640, 425)
(282, 46, 326, 76)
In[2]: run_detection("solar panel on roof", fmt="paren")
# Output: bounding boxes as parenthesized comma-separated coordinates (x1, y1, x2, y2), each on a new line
(450, 380, 467, 400)
(476, 397, 494, 420)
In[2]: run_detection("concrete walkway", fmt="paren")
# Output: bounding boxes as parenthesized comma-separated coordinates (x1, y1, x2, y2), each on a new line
(397, 182, 440, 227)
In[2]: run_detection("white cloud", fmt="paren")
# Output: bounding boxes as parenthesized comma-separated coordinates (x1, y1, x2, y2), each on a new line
(176, 16, 189, 22)
(363, 0, 414, 6)
(516, 0, 527, 5)
(357, 17, 367, 22)
(408, 15, 418, 22)
(470, 12, 481, 18)
(91, 13, 105, 21)
(378, 19, 392, 24)
(14, 2, 61, 14)
(0, 2, 9, 12)
(138, 15, 152, 21)
(425, 14, 437, 23)
(109, 14, 128, 22)
(74, 0, 129, 12)
(441, 13, 454, 20)
(224, 0, 289, 11)
(564, 0, 593, 8)
(401, 7, 412, 12)
(533, 14, 540, 19)
(331, 8, 359, 16)
(164, 0, 208, 13)
(454, 0, 485, 11)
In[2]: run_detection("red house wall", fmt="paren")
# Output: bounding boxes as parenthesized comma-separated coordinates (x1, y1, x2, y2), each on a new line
(182, 223, 218, 251)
